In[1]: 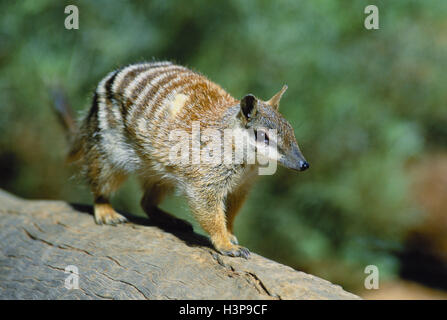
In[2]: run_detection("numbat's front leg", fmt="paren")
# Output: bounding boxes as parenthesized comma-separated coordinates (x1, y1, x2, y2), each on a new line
(190, 200, 250, 259)
(225, 183, 253, 247)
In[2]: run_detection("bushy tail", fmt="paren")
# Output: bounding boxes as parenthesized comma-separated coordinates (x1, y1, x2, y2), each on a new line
(50, 87, 84, 163)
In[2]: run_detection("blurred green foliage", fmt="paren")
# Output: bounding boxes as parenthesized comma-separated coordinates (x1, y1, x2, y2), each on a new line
(1, 0, 446, 292)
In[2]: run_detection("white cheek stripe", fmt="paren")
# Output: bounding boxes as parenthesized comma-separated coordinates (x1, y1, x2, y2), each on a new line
(230, 128, 282, 162)
(257, 142, 281, 162)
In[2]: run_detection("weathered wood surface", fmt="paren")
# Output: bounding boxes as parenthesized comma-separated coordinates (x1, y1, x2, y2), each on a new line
(0, 189, 359, 300)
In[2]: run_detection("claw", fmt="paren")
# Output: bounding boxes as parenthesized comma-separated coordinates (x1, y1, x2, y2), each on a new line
(219, 246, 251, 259)
(239, 247, 251, 259)
(117, 216, 128, 223)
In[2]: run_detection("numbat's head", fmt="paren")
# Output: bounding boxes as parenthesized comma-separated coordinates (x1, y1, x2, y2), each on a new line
(237, 85, 309, 172)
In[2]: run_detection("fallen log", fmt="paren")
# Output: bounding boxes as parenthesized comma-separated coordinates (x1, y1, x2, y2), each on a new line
(0, 189, 359, 300)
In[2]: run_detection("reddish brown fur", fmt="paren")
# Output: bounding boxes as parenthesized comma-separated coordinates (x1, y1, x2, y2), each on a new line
(63, 61, 307, 259)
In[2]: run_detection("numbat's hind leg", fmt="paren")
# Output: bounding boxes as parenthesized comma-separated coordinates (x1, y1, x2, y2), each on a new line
(86, 154, 128, 225)
(94, 196, 127, 225)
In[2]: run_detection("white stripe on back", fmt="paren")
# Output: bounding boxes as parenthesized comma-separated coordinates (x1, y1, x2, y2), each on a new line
(123, 65, 182, 100)
(111, 63, 152, 93)
(147, 74, 195, 121)
(96, 70, 118, 95)
(126, 67, 187, 123)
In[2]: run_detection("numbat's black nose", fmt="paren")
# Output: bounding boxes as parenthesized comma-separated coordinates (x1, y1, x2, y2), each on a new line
(299, 160, 310, 171)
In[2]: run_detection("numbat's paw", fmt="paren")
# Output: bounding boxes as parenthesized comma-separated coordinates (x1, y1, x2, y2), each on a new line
(229, 234, 239, 245)
(219, 245, 251, 259)
(94, 204, 128, 226)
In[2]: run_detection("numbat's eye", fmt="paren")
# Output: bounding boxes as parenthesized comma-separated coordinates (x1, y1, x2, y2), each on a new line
(255, 130, 269, 144)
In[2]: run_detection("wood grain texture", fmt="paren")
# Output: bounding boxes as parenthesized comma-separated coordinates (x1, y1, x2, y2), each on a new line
(0, 189, 359, 300)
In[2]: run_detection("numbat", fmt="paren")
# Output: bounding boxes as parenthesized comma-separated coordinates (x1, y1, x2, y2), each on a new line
(56, 61, 309, 259)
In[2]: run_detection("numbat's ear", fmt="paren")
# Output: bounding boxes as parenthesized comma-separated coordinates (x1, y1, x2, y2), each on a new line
(240, 94, 258, 121)
(267, 85, 288, 110)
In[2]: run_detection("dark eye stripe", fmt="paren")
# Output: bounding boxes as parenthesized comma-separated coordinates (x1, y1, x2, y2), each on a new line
(255, 130, 269, 143)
